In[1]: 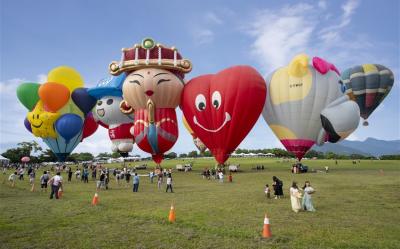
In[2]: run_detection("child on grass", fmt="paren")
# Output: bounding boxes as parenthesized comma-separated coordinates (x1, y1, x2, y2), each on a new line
(265, 184, 271, 199)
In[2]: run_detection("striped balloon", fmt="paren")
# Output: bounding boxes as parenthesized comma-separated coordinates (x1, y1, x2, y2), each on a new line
(341, 64, 394, 126)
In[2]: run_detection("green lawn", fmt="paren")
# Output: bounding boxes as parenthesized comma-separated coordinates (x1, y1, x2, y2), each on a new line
(0, 158, 399, 249)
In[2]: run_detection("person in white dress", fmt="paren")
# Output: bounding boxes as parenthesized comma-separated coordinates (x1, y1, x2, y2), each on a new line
(290, 182, 302, 213)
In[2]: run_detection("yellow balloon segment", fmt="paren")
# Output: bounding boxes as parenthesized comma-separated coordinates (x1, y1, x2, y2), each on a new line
(27, 101, 60, 138)
(47, 66, 84, 92)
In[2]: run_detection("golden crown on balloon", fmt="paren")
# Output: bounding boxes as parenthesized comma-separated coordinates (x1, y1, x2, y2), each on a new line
(109, 38, 192, 77)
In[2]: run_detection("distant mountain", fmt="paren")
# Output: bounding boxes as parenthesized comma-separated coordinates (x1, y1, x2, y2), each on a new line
(312, 137, 400, 157)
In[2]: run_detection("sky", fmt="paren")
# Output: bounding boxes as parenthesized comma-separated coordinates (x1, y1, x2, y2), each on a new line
(1, 0, 399, 156)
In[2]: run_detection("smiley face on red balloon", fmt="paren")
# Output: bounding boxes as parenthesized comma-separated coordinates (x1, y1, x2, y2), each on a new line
(181, 66, 267, 164)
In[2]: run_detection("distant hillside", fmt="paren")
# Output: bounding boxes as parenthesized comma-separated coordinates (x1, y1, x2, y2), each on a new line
(312, 138, 400, 157)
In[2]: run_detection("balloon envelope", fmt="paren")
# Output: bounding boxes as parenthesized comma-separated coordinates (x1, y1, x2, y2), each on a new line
(24, 118, 32, 133)
(181, 66, 266, 164)
(47, 66, 84, 92)
(16, 83, 41, 111)
(82, 112, 98, 140)
(55, 114, 83, 141)
(39, 82, 70, 112)
(43, 132, 83, 162)
(71, 88, 98, 115)
(341, 64, 394, 126)
(262, 55, 347, 160)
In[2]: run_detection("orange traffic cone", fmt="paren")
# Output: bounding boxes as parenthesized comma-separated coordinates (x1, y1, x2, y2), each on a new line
(92, 192, 99, 206)
(168, 203, 176, 223)
(58, 188, 63, 199)
(30, 183, 35, 192)
(262, 213, 272, 238)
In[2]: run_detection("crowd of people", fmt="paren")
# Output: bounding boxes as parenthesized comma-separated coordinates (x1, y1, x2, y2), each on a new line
(4, 162, 317, 213)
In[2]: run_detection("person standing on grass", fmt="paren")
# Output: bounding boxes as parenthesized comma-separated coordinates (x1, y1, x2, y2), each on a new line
(125, 170, 131, 187)
(40, 171, 49, 192)
(157, 173, 162, 190)
(218, 171, 224, 183)
(228, 172, 233, 182)
(29, 169, 35, 185)
(302, 181, 316, 212)
(272, 176, 284, 199)
(265, 184, 271, 199)
(18, 168, 24, 180)
(49, 172, 63, 199)
(166, 174, 173, 193)
(8, 171, 17, 187)
(97, 172, 106, 192)
(290, 182, 302, 213)
(67, 167, 72, 182)
(132, 173, 139, 192)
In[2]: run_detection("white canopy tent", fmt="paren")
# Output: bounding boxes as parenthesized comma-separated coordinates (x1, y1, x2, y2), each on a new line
(0, 155, 10, 166)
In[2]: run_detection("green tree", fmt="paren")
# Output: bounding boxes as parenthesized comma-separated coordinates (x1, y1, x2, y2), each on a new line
(38, 149, 57, 162)
(111, 152, 121, 158)
(165, 152, 177, 159)
(97, 152, 112, 158)
(179, 153, 188, 158)
(188, 151, 198, 158)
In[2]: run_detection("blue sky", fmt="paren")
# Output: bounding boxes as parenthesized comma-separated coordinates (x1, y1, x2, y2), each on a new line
(1, 0, 399, 156)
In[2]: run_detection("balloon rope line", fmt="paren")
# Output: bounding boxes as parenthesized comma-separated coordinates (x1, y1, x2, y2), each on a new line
(70, 130, 83, 152)
(56, 139, 60, 153)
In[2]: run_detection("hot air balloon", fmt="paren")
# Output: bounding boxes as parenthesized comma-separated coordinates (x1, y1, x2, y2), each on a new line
(341, 64, 394, 126)
(110, 38, 192, 164)
(88, 73, 135, 155)
(181, 66, 267, 165)
(262, 54, 360, 161)
(17, 66, 98, 162)
(182, 116, 207, 153)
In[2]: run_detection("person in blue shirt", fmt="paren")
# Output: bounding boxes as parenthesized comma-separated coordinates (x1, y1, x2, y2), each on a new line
(133, 173, 139, 192)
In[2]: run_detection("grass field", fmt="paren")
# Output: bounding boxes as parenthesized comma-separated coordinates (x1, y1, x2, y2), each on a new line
(0, 158, 399, 249)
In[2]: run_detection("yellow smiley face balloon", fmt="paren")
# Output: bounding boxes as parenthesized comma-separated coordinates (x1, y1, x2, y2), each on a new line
(27, 101, 60, 138)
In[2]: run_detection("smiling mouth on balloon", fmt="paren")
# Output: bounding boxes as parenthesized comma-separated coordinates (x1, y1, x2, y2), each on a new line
(32, 121, 43, 128)
(97, 108, 105, 117)
(193, 112, 231, 133)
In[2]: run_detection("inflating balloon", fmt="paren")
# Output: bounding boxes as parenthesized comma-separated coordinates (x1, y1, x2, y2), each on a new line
(71, 88, 98, 115)
(47, 66, 84, 92)
(110, 38, 192, 164)
(38, 82, 70, 112)
(182, 115, 207, 153)
(181, 66, 267, 164)
(24, 118, 32, 133)
(55, 114, 83, 142)
(27, 101, 60, 138)
(17, 66, 98, 161)
(82, 113, 99, 140)
(88, 74, 134, 154)
(16, 83, 41, 111)
(341, 64, 394, 126)
(263, 54, 360, 161)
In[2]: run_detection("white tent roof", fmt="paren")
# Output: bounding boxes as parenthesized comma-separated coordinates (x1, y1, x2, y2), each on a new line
(0, 155, 10, 161)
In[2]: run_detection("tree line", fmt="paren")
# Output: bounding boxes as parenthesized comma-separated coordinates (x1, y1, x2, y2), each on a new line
(2, 141, 399, 163)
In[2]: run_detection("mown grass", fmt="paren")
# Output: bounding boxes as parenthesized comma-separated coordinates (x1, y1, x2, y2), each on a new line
(0, 158, 399, 249)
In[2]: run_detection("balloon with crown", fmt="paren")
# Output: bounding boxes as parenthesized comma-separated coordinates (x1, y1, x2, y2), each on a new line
(109, 38, 192, 165)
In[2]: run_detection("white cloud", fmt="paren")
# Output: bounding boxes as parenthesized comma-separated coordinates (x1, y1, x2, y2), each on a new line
(189, 9, 233, 45)
(318, 0, 328, 10)
(245, 0, 366, 74)
(248, 3, 315, 72)
(204, 12, 223, 25)
(192, 28, 215, 45)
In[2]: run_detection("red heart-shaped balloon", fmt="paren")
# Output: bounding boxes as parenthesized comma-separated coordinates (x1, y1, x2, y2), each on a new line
(181, 66, 267, 164)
